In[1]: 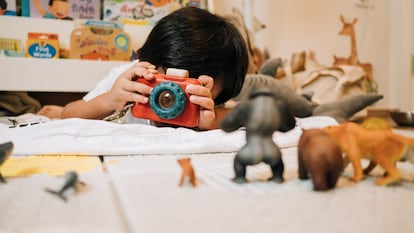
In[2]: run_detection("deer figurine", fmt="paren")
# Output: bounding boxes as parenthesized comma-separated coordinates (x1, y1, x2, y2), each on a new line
(333, 14, 376, 92)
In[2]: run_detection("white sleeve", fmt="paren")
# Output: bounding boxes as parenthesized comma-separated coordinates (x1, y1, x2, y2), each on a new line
(83, 61, 138, 102)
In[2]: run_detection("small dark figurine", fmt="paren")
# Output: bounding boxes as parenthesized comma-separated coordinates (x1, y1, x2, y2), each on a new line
(298, 128, 343, 191)
(220, 87, 296, 183)
(45, 171, 85, 202)
(0, 141, 13, 183)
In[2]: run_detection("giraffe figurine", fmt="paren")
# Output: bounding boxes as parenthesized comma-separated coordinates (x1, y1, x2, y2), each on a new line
(333, 14, 376, 93)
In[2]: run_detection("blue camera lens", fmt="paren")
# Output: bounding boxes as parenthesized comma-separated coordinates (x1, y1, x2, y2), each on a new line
(149, 82, 186, 119)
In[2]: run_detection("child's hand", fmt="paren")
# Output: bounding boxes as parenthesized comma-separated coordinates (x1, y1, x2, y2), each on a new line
(104, 61, 157, 111)
(185, 75, 216, 130)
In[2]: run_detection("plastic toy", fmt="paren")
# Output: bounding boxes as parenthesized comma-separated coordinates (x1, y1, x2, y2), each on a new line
(0, 141, 13, 183)
(220, 87, 296, 183)
(237, 74, 383, 123)
(45, 171, 85, 202)
(324, 122, 414, 186)
(298, 128, 343, 191)
(177, 158, 197, 187)
(132, 71, 201, 128)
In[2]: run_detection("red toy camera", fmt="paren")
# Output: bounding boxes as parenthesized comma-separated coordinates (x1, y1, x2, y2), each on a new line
(131, 72, 201, 128)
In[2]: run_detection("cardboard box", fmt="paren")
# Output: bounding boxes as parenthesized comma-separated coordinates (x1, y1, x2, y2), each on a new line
(21, 0, 101, 20)
(70, 20, 131, 61)
(26, 32, 59, 59)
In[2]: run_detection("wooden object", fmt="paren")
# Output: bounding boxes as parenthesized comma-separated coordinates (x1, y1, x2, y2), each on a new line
(333, 14, 375, 92)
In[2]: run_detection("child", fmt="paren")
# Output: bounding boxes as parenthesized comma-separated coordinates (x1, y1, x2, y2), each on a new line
(42, 7, 248, 130)
(0, 0, 17, 16)
(33, 0, 72, 20)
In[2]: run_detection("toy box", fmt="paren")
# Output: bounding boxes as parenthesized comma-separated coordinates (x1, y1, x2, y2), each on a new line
(26, 32, 59, 59)
(70, 20, 131, 61)
(0, 0, 17, 16)
(21, 0, 101, 20)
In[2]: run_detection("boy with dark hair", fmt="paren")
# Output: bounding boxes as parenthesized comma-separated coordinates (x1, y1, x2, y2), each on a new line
(55, 7, 248, 130)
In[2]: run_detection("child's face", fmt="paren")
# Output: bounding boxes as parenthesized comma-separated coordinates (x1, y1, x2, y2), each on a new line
(48, 0, 70, 19)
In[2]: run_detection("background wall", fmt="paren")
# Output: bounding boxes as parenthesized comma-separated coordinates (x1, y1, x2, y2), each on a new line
(212, 0, 414, 110)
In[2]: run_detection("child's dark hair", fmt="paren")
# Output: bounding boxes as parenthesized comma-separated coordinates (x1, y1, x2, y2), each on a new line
(49, 0, 68, 6)
(137, 7, 248, 105)
(0, 0, 7, 10)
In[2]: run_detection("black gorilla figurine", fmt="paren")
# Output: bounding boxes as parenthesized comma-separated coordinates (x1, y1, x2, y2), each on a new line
(220, 87, 296, 184)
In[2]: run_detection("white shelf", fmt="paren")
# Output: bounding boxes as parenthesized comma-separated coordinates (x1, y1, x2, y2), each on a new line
(0, 15, 152, 92)
(0, 57, 127, 92)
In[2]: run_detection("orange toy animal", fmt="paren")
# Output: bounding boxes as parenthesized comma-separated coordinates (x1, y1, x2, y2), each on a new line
(298, 128, 343, 191)
(177, 158, 197, 187)
(323, 122, 414, 186)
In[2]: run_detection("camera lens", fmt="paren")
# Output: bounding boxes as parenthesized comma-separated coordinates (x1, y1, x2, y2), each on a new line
(158, 91, 175, 109)
(149, 82, 186, 119)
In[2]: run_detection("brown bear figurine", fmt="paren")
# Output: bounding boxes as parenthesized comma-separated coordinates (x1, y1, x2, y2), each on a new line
(298, 128, 343, 191)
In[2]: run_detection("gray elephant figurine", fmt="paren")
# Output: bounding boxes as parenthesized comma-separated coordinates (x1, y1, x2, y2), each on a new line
(220, 87, 296, 184)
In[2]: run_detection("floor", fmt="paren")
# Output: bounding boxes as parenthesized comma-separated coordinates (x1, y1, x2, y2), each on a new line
(1, 145, 414, 233)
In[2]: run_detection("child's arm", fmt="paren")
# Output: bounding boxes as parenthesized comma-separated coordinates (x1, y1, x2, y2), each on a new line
(61, 62, 156, 119)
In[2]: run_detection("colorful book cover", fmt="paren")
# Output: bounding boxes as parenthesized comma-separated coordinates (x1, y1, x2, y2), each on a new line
(70, 20, 132, 61)
(0, 0, 17, 16)
(21, 0, 101, 20)
(103, 0, 207, 26)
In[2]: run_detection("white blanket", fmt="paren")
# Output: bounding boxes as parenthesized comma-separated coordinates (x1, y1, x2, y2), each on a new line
(0, 116, 338, 156)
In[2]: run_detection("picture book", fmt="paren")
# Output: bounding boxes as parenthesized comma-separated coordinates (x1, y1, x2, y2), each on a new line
(0, 0, 17, 16)
(21, 0, 101, 20)
(103, 0, 208, 26)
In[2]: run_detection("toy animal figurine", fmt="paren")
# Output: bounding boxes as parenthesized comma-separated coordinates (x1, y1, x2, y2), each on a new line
(323, 122, 414, 186)
(333, 14, 376, 93)
(298, 128, 343, 191)
(45, 171, 85, 202)
(177, 158, 197, 187)
(220, 87, 296, 184)
(0, 141, 13, 183)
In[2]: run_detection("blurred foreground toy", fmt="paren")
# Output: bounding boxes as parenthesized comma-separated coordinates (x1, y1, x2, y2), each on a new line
(324, 122, 414, 185)
(45, 171, 85, 202)
(220, 87, 296, 183)
(0, 142, 13, 183)
(177, 158, 197, 187)
(361, 117, 391, 131)
(298, 129, 343, 191)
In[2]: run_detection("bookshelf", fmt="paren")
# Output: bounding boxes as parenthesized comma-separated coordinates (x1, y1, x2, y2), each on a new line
(0, 15, 152, 92)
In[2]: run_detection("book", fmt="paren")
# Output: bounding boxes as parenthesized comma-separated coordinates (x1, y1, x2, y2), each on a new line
(0, 0, 17, 16)
(103, 0, 208, 26)
(21, 0, 101, 20)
